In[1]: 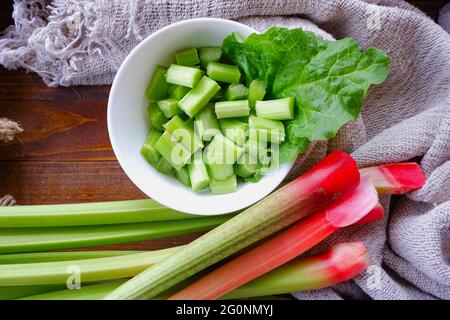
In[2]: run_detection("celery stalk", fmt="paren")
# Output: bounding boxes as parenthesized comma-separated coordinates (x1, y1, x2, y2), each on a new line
(255, 97, 294, 120)
(147, 102, 168, 131)
(154, 157, 174, 175)
(0, 216, 230, 254)
(0, 199, 203, 228)
(157, 98, 183, 118)
(187, 155, 210, 192)
(163, 115, 203, 153)
(0, 247, 182, 286)
(194, 103, 221, 141)
(224, 84, 248, 101)
(207, 163, 234, 181)
(166, 64, 203, 88)
(215, 100, 250, 119)
(206, 62, 241, 84)
(234, 156, 257, 179)
(104, 151, 360, 299)
(199, 47, 222, 69)
(0, 285, 63, 300)
(168, 84, 190, 100)
(175, 166, 191, 187)
(248, 79, 266, 108)
(0, 251, 142, 264)
(175, 48, 200, 66)
(145, 65, 168, 101)
(219, 119, 248, 146)
(141, 129, 162, 166)
(178, 76, 221, 118)
(204, 134, 244, 165)
(249, 116, 285, 143)
(155, 132, 192, 171)
(210, 175, 237, 195)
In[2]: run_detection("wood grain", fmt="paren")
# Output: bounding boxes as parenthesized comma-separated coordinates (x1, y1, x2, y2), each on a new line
(0, 161, 146, 204)
(0, 97, 115, 161)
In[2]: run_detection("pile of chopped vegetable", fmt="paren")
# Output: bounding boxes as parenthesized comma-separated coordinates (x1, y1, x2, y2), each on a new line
(142, 27, 390, 194)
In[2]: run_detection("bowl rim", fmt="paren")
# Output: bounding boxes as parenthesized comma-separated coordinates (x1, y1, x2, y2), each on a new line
(107, 18, 294, 215)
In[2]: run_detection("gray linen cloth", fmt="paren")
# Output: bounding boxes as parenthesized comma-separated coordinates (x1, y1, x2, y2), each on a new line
(0, 0, 449, 299)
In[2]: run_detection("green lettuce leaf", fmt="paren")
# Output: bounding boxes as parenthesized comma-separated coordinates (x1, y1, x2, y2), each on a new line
(222, 27, 390, 162)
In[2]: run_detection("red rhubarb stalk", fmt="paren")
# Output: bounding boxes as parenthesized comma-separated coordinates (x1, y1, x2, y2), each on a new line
(169, 177, 380, 300)
(105, 150, 360, 300)
(361, 162, 425, 194)
(223, 241, 370, 299)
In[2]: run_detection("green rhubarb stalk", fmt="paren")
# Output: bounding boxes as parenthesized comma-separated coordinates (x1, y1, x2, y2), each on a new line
(0, 216, 230, 254)
(0, 285, 63, 300)
(104, 151, 360, 299)
(0, 250, 142, 264)
(0, 199, 204, 228)
(19, 241, 369, 300)
(0, 247, 182, 286)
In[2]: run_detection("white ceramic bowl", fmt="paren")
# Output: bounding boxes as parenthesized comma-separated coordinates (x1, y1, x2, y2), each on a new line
(108, 18, 293, 215)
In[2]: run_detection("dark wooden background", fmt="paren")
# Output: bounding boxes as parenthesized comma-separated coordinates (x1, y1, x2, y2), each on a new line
(0, 1, 447, 250)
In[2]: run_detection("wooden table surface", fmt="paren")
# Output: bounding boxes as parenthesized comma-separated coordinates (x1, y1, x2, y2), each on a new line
(0, 1, 447, 251)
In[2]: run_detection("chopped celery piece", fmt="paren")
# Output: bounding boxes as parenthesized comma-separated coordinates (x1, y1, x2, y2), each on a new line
(195, 103, 221, 141)
(157, 98, 183, 118)
(219, 119, 248, 146)
(155, 132, 191, 171)
(175, 166, 191, 187)
(245, 129, 273, 169)
(141, 129, 162, 165)
(179, 76, 221, 118)
(249, 116, 285, 143)
(210, 175, 237, 195)
(206, 62, 241, 84)
(255, 97, 294, 120)
(166, 64, 203, 88)
(155, 157, 174, 175)
(248, 79, 266, 108)
(215, 100, 250, 119)
(235, 162, 257, 179)
(205, 134, 244, 165)
(175, 48, 200, 66)
(188, 155, 210, 192)
(199, 47, 222, 69)
(168, 84, 190, 100)
(224, 84, 248, 101)
(163, 115, 203, 153)
(145, 65, 168, 101)
(148, 102, 168, 131)
(207, 163, 234, 181)
(211, 88, 224, 102)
